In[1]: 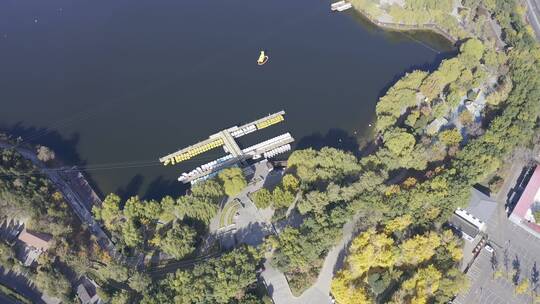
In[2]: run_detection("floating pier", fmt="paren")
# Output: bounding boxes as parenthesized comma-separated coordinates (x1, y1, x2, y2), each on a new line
(331, 1, 352, 11)
(159, 111, 294, 184)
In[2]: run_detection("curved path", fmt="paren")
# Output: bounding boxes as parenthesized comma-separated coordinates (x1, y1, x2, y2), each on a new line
(261, 215, 358, 304)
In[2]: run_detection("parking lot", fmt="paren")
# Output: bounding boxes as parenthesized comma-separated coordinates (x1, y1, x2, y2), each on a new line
(456, 162, 540, 304)
(456, 231, 540, 304)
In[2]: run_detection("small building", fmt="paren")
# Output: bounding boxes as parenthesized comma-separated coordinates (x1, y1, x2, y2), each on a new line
(448, 188, 497, 271)
(426, 117, 449, 135)
(17, 229, 52, 266)
(509, 165, 540, 234)
(77, 277, 103, 304)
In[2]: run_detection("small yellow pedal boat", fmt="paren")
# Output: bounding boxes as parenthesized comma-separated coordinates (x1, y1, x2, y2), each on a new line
(257, 50, 269, 66)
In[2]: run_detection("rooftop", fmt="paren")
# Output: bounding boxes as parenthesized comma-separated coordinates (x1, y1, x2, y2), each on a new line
(449, 213, 480, 239)
(467, 188, 497, 224)
(512, 166, 540, 219)
(17, 229, 52, 251)
(77, 277, 101, 304)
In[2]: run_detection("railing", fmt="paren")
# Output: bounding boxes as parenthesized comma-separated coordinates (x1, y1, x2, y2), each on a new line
(353, 6, 458, 43)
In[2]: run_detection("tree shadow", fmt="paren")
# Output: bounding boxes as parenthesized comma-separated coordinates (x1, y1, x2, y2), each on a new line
(473, 183, 491, 196)
(143, 176, 189, 201)
(296, 129, 360, 156)
(116, 174, 144, 201)
(266, 283, 275, 298)
(512, 255, 521, 285)
(234, 221, 272, 248)
(532, 262, 539, 294)
(0, 267, 46, 304)
(503, 248, 510, 273)
(490, 252, 498, 272)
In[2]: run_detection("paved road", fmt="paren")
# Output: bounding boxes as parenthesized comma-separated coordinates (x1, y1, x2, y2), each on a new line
(526, 0, 540, 41)
(0, 142, 120, 262)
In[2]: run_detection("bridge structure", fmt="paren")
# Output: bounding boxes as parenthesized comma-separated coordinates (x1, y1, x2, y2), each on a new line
(159, 111, 294, 184)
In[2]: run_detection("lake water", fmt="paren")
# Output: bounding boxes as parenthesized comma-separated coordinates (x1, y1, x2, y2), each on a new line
(0, 0, 452, 199)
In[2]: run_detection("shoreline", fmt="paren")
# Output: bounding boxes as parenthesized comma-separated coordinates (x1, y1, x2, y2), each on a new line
(350, 5, 458, 44)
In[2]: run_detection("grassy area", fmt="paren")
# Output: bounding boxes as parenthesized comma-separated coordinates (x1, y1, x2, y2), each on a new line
(286, 258, 323, 297)
(219, 200, 240, 228)
(0, 282, 32, 304)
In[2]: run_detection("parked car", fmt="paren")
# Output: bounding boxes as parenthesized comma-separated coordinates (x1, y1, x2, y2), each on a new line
(484, 245, 494, 254)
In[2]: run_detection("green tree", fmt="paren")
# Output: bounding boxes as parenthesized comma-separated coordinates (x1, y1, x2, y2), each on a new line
(282, 174, 300, 192)
(93, 193, 122, 230)
(383, 128, 416, 156)
(129, 272, 152, 293)
(157, 221, 197, 259)
(0, 242, 16, 270)
(439, 129, 462, 146)
(34, 268, 71, 301)
(218, 168, 247, 197)
(272, 186, 295, 209)
(459, 38, 485, 66)
(110, 290, 131, 304)
(160, 246, 261, 304)
(121, 219, 143, 248)
(252, 188, 273, 209)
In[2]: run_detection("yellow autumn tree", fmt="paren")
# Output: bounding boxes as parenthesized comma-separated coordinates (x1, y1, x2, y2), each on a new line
(348, 229, 397, 277)
(398, 232, 441, 266)
(440, 229, 463, 261)
(331, 270, 371, 304)
(401, 265, 442, 304)
(384, 214, 412, 235)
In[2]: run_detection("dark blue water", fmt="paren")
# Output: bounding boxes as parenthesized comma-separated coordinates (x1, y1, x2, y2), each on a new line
(0, 0, 452, 198)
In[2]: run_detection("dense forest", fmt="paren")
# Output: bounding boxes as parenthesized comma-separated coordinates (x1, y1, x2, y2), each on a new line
(1, 0, 539, 303)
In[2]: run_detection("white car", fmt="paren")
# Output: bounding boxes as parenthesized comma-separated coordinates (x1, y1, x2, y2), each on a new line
(484, 245, 494, 253)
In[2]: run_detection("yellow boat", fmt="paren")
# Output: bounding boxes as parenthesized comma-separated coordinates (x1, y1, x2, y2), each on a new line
(257, 50, 269, 65)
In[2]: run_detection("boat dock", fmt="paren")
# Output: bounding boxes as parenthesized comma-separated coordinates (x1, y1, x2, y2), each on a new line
(159, 111, 294, 184)
(331, 1, 352, 11)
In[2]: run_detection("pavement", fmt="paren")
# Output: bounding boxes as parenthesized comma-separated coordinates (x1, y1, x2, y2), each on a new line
(455, 161, 540, 304)
(526, 0, 540, 41)
(261, 214, 360, 304)
(210, 160, 282, 249)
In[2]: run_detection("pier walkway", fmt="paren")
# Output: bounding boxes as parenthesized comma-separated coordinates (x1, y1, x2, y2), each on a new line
(159, 111, 294, 184)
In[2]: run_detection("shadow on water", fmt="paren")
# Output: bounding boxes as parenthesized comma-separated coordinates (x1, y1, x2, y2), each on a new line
(144, 176, 190, 201)
(376, 49, 458, 100)
(116, 174, 144, 201)
(347, 9, 455, 51)
(296, 129, 360, 156)
(3, 122, 84, 165)
(1, 122, 107, 199)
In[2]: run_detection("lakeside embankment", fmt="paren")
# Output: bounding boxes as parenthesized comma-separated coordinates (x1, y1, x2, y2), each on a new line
(351, 5, 458, 43)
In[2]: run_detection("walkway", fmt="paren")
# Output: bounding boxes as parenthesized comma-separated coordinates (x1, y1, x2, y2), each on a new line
(526, 0, 540, 41)
(261, 214, 359, 304)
